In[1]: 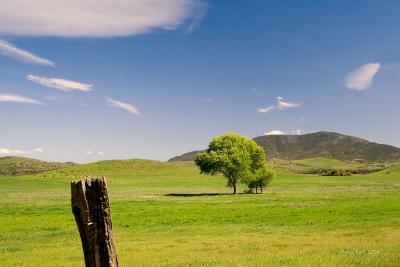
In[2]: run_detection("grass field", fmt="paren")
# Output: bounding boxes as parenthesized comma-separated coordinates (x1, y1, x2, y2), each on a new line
(271, 157, 387, 175)
(1, 159, 400, 266)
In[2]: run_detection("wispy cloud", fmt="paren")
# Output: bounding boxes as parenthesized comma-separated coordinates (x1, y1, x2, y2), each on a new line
(84, 150, 104, 156)
(265, 129, 303, 136)
(345, 63, 381, 91)
(257, 106, 275, 113)
(265, 130, 285, 135)
(258, 96, 300, 113)
(0, 0, 205, 38)
(0, 147, 44, 155)
(0, 39, 54, 66)
(106, 97, 141, 115)
(291, 129, 303, 135)
(27, 75, 93, 92)
(276, 96, 299, 110)
(0, 93, 42, 105)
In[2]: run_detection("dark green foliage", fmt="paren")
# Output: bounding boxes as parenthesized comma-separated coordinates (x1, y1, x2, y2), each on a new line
(195, 133, 265, 194)
(305, 167, 384, 176)
(243, 165, 276, 193)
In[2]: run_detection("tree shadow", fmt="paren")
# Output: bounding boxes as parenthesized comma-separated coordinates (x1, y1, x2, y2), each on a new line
(165, 193, 232, 197)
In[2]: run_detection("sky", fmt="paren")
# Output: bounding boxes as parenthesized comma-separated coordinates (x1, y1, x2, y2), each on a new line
(1, 0, 400, 163)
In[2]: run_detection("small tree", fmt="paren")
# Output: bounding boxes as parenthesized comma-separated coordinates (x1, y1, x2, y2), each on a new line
(243, 165, 275, 193)
(195, 133, 265, 194)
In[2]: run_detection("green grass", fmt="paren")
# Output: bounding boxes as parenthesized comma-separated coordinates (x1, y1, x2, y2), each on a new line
(272, 157, 388, 175)
(1, 159, 400, 266)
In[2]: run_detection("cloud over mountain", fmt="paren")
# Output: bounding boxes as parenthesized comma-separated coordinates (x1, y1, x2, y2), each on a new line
(345, 63, 381, 91)
(258, 96, 300, 113)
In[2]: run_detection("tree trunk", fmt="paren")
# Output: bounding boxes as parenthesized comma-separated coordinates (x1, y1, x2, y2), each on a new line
(71, 177, 118, 267)
(233, 182, 237, 194)
(255, 187, 258, 194)
(260, 187, 263, 194)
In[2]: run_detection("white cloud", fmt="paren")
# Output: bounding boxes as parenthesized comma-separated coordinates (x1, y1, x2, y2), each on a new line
(265, 130, 285, 135)
(258, 96, 299, 113)
(0, 93, 42, 105)
(84, 150, 104, 156)
(257, 106, 275, 113)
(106, 97, 140, 115)
(0, 147, 44, 155)
(345, 63, 381, 91)
(204, 98, 214, 103)
(0, 0, 205, 38)
(27, 75, 93, 92)
(276, 96, 299, 110)
(0, 39, 54, 66)
(291, 129, 303, 135)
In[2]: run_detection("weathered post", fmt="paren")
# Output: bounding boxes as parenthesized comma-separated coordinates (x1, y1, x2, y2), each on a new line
(71, 177, 118, 267)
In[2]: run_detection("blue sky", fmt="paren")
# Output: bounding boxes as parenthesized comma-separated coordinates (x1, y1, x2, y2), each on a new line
(1, 0, 400, 162)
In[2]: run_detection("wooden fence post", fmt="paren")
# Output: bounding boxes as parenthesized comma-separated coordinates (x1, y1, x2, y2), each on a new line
(71, 177, 118, 267)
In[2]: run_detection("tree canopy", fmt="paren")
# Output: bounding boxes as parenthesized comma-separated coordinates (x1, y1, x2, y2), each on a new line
(195, 133, 270, 194)
(242, 165, 275, 193)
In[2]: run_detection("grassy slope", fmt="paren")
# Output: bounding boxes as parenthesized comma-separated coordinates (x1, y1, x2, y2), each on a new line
(1, 159, 400, 266)
(0, 156, 69, 175)
(271, 157, 387, 174)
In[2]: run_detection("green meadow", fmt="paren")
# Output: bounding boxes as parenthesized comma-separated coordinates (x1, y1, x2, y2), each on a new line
(1, 159, 400, 266)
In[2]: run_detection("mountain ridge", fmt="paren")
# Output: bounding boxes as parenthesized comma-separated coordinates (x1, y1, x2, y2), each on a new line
(168, 132, 400, 162)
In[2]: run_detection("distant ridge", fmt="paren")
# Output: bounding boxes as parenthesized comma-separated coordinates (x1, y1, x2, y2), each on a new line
(168, 132, 400, 162)
(0, 156, 73, 176)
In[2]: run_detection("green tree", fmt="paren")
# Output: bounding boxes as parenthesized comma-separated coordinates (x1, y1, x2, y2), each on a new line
(243, 165, 275, 193)
(195, 133, 265, 194)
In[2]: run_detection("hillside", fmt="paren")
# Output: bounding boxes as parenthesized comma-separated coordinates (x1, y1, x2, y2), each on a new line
(169, 132, 400, 162)
(0, 156, 72, 176)
(2, 155, 400, 266)
(168, 150, 202, 162)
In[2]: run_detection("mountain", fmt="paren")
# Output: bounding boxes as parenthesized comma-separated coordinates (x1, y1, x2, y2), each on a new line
(168, 151, 202, 162)
(169, 132, 400, 162)
(0, 156, 73, 176)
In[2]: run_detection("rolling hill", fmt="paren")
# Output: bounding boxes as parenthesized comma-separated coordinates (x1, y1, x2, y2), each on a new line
(169, 132, 400, 162)
(0, 156, 73, 175)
